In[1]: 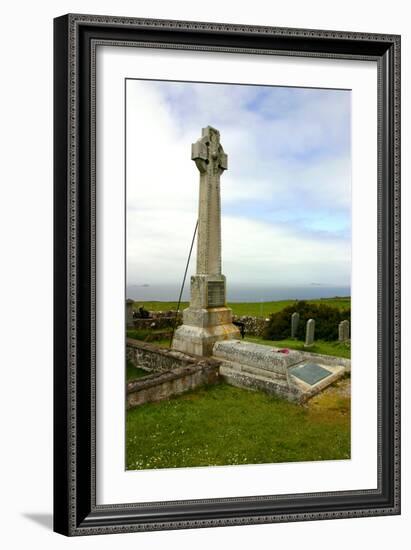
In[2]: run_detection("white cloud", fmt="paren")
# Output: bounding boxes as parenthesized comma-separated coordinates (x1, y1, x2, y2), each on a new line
(222, 216, 350, 286)
(126, 79, 351, 291)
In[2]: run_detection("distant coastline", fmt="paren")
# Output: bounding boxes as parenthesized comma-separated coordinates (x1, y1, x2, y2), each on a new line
(126, 284, 351, 303)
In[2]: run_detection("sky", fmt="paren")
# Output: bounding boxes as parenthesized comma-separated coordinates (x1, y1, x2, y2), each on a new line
(126, 78, 351, 297)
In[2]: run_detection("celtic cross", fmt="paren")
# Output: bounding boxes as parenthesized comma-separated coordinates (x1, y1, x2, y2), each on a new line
(191, 126, 227, 275)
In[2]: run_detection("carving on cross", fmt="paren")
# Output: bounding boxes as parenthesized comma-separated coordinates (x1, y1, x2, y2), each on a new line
(191, 126, 228, 176)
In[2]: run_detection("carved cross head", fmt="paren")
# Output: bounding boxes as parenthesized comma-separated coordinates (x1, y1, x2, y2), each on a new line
(191, 126, 228, 175)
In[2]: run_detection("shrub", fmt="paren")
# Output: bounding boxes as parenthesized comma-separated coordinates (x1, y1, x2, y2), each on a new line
(263, 300, 350, 342)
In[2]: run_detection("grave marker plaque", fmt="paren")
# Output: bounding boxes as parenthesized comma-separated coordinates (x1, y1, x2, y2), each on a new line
(207, 281, 225, 307)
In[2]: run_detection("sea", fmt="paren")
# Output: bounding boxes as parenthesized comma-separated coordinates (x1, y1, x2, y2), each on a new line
(126, 284, 350, 303)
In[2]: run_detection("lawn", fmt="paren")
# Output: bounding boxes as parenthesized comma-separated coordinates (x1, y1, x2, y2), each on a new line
(244, 336, 351, 359)
(132, 297, 350, 318)
(126, 381, 350, 470)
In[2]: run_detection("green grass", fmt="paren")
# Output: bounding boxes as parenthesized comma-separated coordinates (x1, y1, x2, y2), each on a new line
(126, 360, 151, 381)
(127, 328, 172, 340)
(244, 336, 351, 359)
(127, 329, 172, 348)
(131, 297, 350, 318)
(126, 382, 350, 470)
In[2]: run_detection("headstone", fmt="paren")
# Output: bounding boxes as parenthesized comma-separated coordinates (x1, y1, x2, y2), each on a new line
(304, 318, 315, 347)
(291, 312, 300, 338)
(172, 127, 240, 356)
(126, 299, 134, 328)
(338, 319, 350, 341)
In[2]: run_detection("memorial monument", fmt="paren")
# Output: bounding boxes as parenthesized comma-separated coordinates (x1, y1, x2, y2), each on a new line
(172, 126, 240, 356)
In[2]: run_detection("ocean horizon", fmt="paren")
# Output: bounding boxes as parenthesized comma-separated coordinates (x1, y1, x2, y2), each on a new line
(126, 284, 351, 303)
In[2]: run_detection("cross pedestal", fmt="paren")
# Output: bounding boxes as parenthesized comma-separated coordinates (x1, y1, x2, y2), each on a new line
(172, 126, 240, 356)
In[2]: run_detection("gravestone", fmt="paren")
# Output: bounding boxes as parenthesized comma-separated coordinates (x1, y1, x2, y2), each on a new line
(126, 299, 134, 328)
(291, 312, 300, 338)
(172, 126, 240, 356)
(338, 319, 350, 341)
(304, 318, 315, 347)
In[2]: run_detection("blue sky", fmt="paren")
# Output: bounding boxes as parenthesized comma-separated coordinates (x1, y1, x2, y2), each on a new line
(126, 79, 351, 290)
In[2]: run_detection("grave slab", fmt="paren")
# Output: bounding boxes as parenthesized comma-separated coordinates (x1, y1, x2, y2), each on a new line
(213, 340, 347, 403)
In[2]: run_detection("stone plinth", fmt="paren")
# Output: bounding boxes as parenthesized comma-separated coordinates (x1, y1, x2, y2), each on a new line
(172, 322, 240, 357)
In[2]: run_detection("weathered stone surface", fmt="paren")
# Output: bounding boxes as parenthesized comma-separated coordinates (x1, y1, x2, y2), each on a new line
(127, 338, 204, 373)
(304, 318, 315, 347)
(172, 127, 240, 356)
(338, 319, 350, 341)
(127, 362, 220, 408)
(213, 340, 303, 375)
(192, 126, 227, 276)
(219, 364, 301, 403)
(291, 312, 300, 338)
(214, 339, 347, 403)
(173, 323, 240, 357)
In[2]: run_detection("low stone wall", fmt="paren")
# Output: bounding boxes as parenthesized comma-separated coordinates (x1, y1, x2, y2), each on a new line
(131, 316, 181, 330)
(149, 310, 182, 319)
(232, 315, 268, 337)
(127, 363, 219, 408)
(127, 338, 199, 373)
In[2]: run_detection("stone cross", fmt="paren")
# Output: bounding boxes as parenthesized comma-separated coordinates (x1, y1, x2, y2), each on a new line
(172, 126, 239, 356)
(338, 319, 350, 341)
(304, 318, 315, 347)
(192, 126, 227, 275)
(291, 312, 300, 339)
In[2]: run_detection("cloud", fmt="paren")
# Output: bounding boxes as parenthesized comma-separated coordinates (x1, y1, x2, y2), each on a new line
(126, 79, 351, 291)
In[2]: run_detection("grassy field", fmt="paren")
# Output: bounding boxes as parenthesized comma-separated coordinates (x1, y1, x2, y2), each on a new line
(132, 297, 350, 318)
(126, 380, 350, 470)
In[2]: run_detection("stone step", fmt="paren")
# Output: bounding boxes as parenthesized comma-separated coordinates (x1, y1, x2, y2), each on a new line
(213, 340, 303, 375)
(219, 360, 287, 382)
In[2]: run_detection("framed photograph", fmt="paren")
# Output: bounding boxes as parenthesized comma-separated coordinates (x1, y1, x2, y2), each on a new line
(53, 14, 400, 536)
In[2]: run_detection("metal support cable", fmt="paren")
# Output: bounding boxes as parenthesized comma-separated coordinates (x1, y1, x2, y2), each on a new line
(169, 220, 198, 347)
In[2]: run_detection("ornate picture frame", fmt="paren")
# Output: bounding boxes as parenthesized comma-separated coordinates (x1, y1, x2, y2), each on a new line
(53, 14, 400, 536)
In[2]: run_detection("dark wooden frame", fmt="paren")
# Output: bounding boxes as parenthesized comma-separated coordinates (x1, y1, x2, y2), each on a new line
(54, 13, 401, 536)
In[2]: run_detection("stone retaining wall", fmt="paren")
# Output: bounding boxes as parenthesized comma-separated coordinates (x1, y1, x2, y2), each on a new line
(127, 338, 197, 373)
(127, 363, 219, 408)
